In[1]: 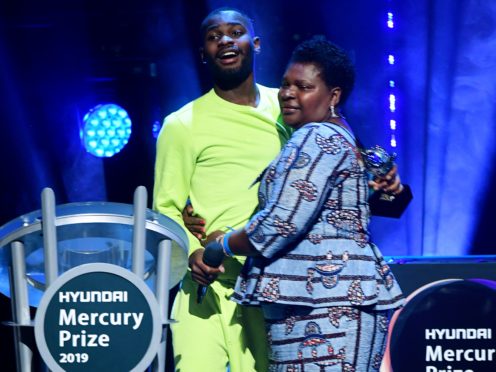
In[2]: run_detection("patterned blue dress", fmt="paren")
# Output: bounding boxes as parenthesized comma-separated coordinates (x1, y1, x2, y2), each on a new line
(232, 122, 404, 371)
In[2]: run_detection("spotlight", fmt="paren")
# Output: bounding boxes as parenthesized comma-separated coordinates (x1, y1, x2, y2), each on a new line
(390, 134, 397, 148)
(152, 120, 162, 139)
(387, 12, 394, 29)
(81, 104, 132, 157)
(386, 9, 399, 150)
(389, 94, 396, 112)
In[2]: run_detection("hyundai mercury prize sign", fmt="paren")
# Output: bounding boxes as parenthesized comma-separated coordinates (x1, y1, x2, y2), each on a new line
(34, 263, 162, 372)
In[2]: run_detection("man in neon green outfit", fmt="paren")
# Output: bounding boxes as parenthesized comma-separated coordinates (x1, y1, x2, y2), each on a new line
(153, 7, 291, 372)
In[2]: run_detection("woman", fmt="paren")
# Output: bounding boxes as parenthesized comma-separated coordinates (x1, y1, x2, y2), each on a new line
(203, 36, 404, 371)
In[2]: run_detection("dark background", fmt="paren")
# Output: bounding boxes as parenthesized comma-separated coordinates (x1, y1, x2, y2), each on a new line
(1, 0, 496, 370)
(0, 0, 405, 224)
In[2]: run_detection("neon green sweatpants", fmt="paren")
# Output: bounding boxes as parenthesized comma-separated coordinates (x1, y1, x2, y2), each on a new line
(170, 272, 268, 372)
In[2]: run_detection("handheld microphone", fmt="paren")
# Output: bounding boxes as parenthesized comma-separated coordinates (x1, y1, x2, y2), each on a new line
(197, 240, 225, 304)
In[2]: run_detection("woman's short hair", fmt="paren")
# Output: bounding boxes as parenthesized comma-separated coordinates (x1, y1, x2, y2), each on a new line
(289, 36, 356, 105)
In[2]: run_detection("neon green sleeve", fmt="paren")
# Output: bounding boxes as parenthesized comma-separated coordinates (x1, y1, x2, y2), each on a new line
(153, 113, 200, 254)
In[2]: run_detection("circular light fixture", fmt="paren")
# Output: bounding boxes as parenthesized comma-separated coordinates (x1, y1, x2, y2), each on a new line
(81, 103, 132, 157)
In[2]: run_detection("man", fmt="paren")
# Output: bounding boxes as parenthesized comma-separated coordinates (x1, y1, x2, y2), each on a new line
(153, 8, 290, 372)
(153, 7, 407, 372)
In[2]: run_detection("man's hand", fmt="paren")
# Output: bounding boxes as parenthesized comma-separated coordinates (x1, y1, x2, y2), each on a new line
(188, 248, 225, 286)
(182, 204, 206, 240)
(368, 164, 404, 195)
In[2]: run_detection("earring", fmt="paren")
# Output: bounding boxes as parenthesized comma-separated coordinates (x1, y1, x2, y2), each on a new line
(330, 105, 339, 118)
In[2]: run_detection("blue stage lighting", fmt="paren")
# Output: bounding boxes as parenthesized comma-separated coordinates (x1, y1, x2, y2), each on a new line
(387, 12, 394, 29)
(390, 134, 397, 148)
(385, 9, 398, 148)
(389, 94, 396, 112)
(152, 120, 162, 139)
(81, 104, 132, 157)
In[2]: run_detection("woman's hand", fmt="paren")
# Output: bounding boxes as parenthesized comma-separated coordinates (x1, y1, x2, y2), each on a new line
(368, 164, 404, 195)
(188, 248, 225, 286)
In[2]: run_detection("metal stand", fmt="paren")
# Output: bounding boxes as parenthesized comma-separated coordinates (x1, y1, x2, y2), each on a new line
(0, 186, 188, 372)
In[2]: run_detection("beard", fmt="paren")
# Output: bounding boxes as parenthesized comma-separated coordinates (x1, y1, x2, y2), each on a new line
(207, 52, 254, 90)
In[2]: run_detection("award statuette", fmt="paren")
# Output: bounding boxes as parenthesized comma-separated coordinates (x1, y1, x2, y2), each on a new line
(362, 145, 413, 218)
(361, 145, 397, 178)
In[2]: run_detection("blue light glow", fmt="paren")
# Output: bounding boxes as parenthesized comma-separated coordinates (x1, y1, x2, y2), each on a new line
(389, 94, 396, 112)
(152, 120, 162, 139)
(81, 104, 132, 157)
(385, 9, 398, 150)
(387, 12, 394, 28)
(390, 134, 397, 148)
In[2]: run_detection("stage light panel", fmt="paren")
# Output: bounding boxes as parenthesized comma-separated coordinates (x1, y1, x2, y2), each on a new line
(81, 104, 132, 157)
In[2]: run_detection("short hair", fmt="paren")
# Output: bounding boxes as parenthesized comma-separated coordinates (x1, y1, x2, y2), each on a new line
(200, 7, 255, 38)
(289, 36, 356, 105)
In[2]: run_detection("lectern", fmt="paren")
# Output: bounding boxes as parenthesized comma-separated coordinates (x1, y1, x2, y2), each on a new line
(0, 186, 188, 371)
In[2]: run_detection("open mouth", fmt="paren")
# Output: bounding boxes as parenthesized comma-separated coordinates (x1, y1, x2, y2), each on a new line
(217, 49, 240, 64)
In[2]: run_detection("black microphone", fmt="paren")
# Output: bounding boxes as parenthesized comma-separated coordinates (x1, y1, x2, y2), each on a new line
(197, 240, 225, 304)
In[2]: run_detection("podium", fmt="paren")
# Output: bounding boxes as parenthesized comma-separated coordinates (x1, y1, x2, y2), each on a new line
(0, 186, 188, 371)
